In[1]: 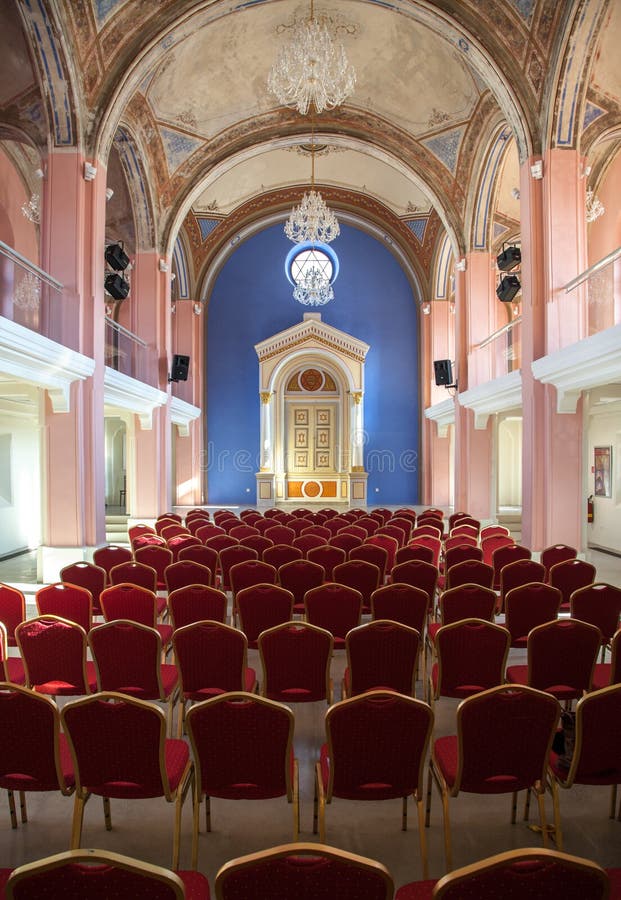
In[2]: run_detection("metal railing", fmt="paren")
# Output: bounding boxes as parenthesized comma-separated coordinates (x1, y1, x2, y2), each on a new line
(105, 317, 156, 384)
(470, 317, 522, 383)
(565, 246, 621, 335)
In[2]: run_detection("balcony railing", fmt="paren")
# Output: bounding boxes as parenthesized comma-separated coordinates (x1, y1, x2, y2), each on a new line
(0, 240, 79, 349)
(105, 317, 156, 385)
(565, 246, 621, 335)
(469, 317, 522, 385)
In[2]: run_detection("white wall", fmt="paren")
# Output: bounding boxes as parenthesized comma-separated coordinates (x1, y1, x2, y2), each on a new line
(0, 420, 41, 556)
(497, 415, 522, 508)
(586, 394, 621, 555)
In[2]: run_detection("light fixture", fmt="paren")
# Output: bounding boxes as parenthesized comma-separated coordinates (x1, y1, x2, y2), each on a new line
(585, 189, 605, 223)
(21, 193, 40, 225)
(285, 123, 339, 244)
(14, 271, 41, 310)
(193, 302, 202, 315)
(422, 302, 431, 315)
(268, 0, 355, 115)
(293, 266, 334, 306)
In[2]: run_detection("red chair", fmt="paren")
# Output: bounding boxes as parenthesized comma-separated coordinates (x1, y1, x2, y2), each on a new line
(504, 582, 562, 648)
(480, 524, 511, 541)
(15, 616, 97, 697)
(110, 560, 158, 594)
(498, 558, 546, 613)
(395, 543, 435, 566)
(278, 559, 325, 613)
(305, 583, 362, 649)
(155, 517, 181, 536)
(219, 544, 258, 592)
(389, 517, 413, 544)
(214, 842, 393, 900)
(237, 583, 294, 648)
(394, 507, 416, 525)
(333, 559, 381, 614)
(449, 515, 480, 535)
(161, 524, 191, 543)
(1, 623, 24, 684)
(229, 523, 260, 541)
(259, 621, 334, 705)
(427, 684, 560, 870)
(420, 508, 444, 520)
(397, 848, 609, 900)
(506, 618, 601, 702)
(428, 618, 510, 707)
(134, 545, 174, 591)
(88, 620, 179, 734)
(240, 509, 262, 525)
(0, 683, 74, 830)
(366, 534, 399, 573)
(264, 525, 296, 546)
(131, 533, 167, 552)
(448, 511, 470, 530)
(100, 583, 172, 649)
(592, 628, 621, 689)
(177, 542, 219, 579)
(196, 523, 226, 543)
(186, 692, 299, 867)
(329, 532, 363, 554)
(350, 543, 388, 584)
(61, 692, 192, 869)
(307, 544, 346, 580)
(437, 544, 482, 590)
(5, 848, 210, 899)
(60, 563, 106, 617)
(157, 512, 183, 525)
(390, 560, 438, 614)
(449, 524, 478, 541)
(263, 543, 303, 570)
(338, 524, 367, 542)
(168, 584, 228, 629)
(0, 585, 26, 648)
(411, 524, 442, 541)
(491, 543, 531, 591)
(442, 534, 479, 553)
(230, 560, 278, 621)
(164, 560, 213, 594)
(292, 533, 326, 556)
(128, 523, 156, 543)
(356, 516, 381, 535)
(427, 584, 497, 656)
(342, 620, 420, 698)
(371, 583, 429, 635)
(541, 543, 577, 582)
(214, 509, 237, 525)
(481, 533, 514, 567)
(323, 516, 350, 536)
(187, 518, 212, 537)
(92, 545, 132, 582)
(173, 621, 256, 736)
(204, 534, 239, 559)
(166, 534, 202, 562)
(570, 582, 621, 657)
(301, 524, 332, 541)
(315, 691, 433, 877)
(288, 518, 314, 536)
(548, 683, 621, 849)
(408, 536, 441, 568)
(376, 524, 406, 548)
(240, 534, 275, 556)
(445, 558, 494, 590)
(36, 583, 93, 633)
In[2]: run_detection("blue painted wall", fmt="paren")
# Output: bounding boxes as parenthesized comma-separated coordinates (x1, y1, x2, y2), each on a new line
(206, 222, 420, 504)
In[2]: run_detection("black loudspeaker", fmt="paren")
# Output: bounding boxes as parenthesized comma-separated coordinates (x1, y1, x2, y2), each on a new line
(105, 242, 130, 271)
(496, 245, 521, 271)
(170, 354, 190, 382)
(104, 272, 130, 300)
(434, 359, 453, 386)
(496, 275, 521, 303)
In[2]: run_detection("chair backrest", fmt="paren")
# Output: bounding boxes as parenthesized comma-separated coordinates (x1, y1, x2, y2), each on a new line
(301, 524, 332, 541)
(395, 543, 435, 566)
(333, 560, 381, 610)
(35, 583, 92, 632)
(442, 544, 483, 572)
(337, 524, 368, 542)
(195, 523, 226, 543)
(433, 619, 510, 699)
(100, 583, 158, 627)
(15, 615, 91, 695)
(157, 513, 183, 525)
(60, 563, 106, 616)
(364, 534, 399, 571)
(411, 523, 443, 540)
(323, 517, 350, 536)
(345, 620, 420, 696)
(240, 534, 276, 556)
(186, 692, 294, 801)
(349, 544, 388, 581)
(491, 544, 531, 589)
(88, 620, 166, 698)
(393, 508, 416, 525)
(329, 532, 363, 554)
(160, 523, 190, 542)
(230, 560, 278, 601)
(177, 543, 219, 576)
(264, 525, 296, 546)
(390, 560, 438, 611)
(561, 683, 621, 789)
(6, 849, 190, 899)
(259, 621, 333, 704)
(454, 684, 560, 795)
(237, 584, 294, 647)
(479, 524, 511, 541)
(356, 516, 381, 535)
(133, 545, 174, 585)
(168, 584, 227, 629)
(431, 848, 608, 900)
(449, 524, 478, 540)
(262, 543, 303, 569)
(388, 517, 413, 543)
(504, 582, 561, 647)
(204, 534, 239, 554)
(239, 509, 262, 525)
(449, 515, 480, 535)
(127, 523, 156, 543)
(407, 536, 441, 567)
(305, 584, 362, 642)
(214, 842, 393, 900)
(187, 516, 212, 536)
(218, 545, 259, 591)
(541, 543, 578, 581)
(526, 618, 602, 696)
(306, 544, 346, 580)
(229, 524, 260, 541)
(164, 560, 212, 593)
(277, 559, 325, 605)
(92, 545, 132, 580)
(0, 584, 26, 646)
(173, 621, 250, 695)
(570, 582, 621, 644)
(499, 558, 546, 611)
(370, 583, 429, 634)
(0, 682, 72, 793)
(445, 559, 494, 590)
(442, 534, 479, 553)
(292, 533, 326, 556)
(448, 511, 470, 530)
(109, 561, 158, 593)
(376, 524, 406, 548)
(61, 692, 172, 799)
(166, 534, 202, 562)
(481, 534, 515, 567)
(324, 691, 433, 801)
(437, 584, 497, 625)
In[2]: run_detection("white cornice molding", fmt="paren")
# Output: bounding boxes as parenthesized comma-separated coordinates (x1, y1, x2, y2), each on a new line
(424, 397, 455, 437)
(255, 315, 370, 363)
(531, 324, 621, 413)
(458, 370, 522, 429)
(0, 318, 95, 412)
(104, 367, 167, 429)
(170, 396, 201, 436)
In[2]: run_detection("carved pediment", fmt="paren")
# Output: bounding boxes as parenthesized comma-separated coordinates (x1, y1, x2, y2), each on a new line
(255, 314, 370, 364)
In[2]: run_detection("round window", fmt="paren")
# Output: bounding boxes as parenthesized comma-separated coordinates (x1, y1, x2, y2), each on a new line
(285, 241, 339, 288)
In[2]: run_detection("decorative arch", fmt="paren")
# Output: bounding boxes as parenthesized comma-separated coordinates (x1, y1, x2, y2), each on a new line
(468, 125, 515, 252)
(112, 126, 156, 250)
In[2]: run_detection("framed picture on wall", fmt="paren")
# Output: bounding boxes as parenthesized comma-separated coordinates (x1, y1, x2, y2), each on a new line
(594, 446, 612, 498)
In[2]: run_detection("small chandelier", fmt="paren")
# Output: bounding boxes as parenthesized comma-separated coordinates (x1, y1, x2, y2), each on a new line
(585, 188, 605, 223)
(285, 125, 339, 244)
(21, 192, 40, 225)
(268, 0, 355, 115)
(293, 265, 334, 306)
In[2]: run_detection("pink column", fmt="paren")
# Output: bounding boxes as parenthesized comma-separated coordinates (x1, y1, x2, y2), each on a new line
(422, 302, 453, 506)
(39, 150, 106, 563)
(172, 299, 204, 506)
(520, 150, 584, 551)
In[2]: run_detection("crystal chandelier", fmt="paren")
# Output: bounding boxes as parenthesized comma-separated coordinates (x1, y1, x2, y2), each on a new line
(268, 0, 355, 115)
(585, 188, 605, 223)
(293, 264, 334, 306)
(14, 271, 41, 310)
(21, 192, 40, 225)
(285, 127, 339, 244)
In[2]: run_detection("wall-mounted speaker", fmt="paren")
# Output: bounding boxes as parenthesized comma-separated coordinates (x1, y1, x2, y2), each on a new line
(496, 245, 521, 272)
(496, 275, 521, 303)
(104, 272, 130, 300)
(434, 359, 453, 386)
(169, 354, 190, 383)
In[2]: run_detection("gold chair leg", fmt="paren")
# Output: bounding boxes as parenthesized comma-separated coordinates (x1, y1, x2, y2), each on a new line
(425, 762, 433, 827)
(70, 793, 87, 849)
(416, 795, 429, 879)
(440, 782, 452, 872)
(191, 782, 201, 870)
(536, 788, 550, 849)
(8, 790, 17, 829)
(103, 796, 112, 830)
(172, 792, 183, 870)
(549, 779, 563, 850)
(292, 758, 300, 841)
(177, 700, 186, 739)
(314, 761, 326, 841)
(523, 786, 531, 822)
(19, 791, 27, 823)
